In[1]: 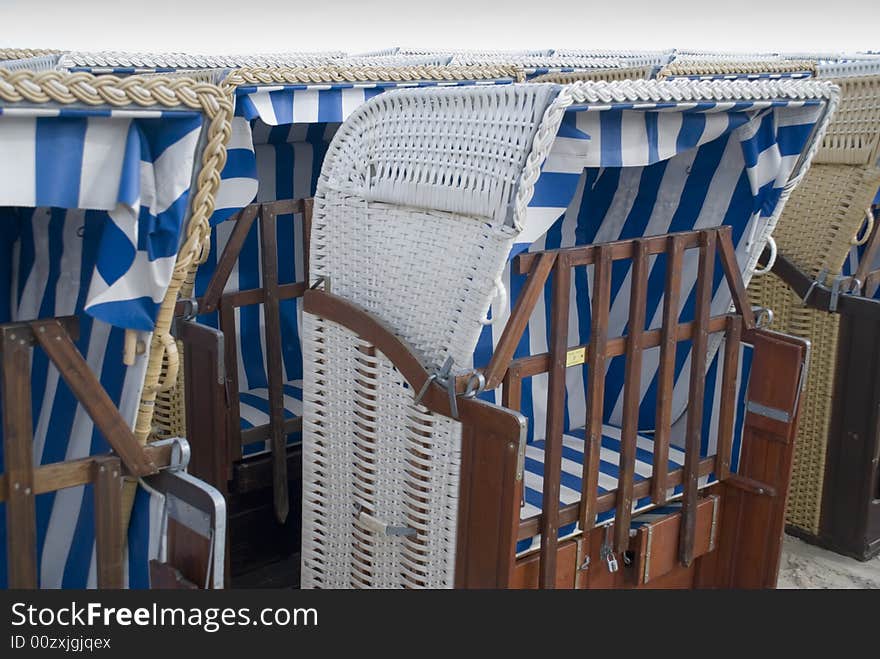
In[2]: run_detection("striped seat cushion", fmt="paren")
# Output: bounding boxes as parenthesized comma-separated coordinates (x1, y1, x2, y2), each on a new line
(517, 425, 700, 554)
(239, 380, 303, 457)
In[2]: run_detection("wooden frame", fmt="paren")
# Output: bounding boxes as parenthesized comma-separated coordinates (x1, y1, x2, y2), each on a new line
(188, 199, 313, 522)
(303, 226, 810, 588)
(0, 317, 174, 588)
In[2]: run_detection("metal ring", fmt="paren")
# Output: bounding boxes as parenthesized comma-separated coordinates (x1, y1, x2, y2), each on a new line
(752, 236, 777, 276)
(461, 372, 486, 399)
(753, 306, 774, 328)
(851, 208, 874, 246)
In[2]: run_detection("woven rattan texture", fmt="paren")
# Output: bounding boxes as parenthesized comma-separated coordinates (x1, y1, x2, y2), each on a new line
(747, 274, 841, 533)
(815, 75, 880, 164)
(771, 164, 880, 276)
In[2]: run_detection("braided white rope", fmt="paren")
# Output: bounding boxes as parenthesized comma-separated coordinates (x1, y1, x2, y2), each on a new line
(400, 48, 553, 57)
(341, 55, 453, 67)
(818, 59, 880, 79)
(0, 55, 61, 72)
(553, 49, 674, 68)
(58, 50, 346, 69)
(450, 54, 623, 70)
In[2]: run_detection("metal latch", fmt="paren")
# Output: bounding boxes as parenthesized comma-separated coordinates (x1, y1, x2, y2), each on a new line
(356, 506, 417, 538)
(600, 525, 618, 573)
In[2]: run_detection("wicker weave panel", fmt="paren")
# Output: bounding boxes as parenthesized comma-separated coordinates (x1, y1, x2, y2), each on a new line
(153, 339, 187, 439)
(747, 273, 840, 534)
(816, 76, 880, 165)
(772, 164, 880, 276)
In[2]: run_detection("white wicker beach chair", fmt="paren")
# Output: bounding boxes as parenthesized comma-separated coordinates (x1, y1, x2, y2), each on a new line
(299, 79, 837, 588)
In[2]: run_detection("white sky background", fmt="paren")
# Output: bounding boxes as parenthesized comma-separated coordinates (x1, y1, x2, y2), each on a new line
(0, 0, 877, 54)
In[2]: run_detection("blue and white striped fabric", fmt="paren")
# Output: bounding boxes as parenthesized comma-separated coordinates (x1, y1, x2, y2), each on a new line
(197, 120, 330, 457)
(516, 341, 752, 553)
(0, 104, 209, 588)
(475, 97, 826, 446)
(0, 106, 205, 331)
(663, 71, 815, 82)
(0, 207, 165, 588)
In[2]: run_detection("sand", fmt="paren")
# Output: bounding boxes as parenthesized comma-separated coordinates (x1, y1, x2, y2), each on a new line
(777, 534, 880, 589)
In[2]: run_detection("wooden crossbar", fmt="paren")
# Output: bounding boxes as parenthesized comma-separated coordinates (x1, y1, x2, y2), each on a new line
(492, 227, 753, 586)
(0, 318, 172, 588)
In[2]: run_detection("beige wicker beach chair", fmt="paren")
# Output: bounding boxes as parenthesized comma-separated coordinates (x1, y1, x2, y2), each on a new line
(745, 65, 880, 542)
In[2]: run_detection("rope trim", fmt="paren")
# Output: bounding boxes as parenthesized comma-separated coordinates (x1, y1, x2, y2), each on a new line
(58, 50, 345, 69)
(221, 65, 525, 88)
(658, 60, 817, 79)
(0, 48, 60, 61)
(0, 68, 233, 443)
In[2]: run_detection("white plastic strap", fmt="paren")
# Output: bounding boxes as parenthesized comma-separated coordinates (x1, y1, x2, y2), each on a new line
(752, 235, 777, 276)
(480, 276, 507, 325)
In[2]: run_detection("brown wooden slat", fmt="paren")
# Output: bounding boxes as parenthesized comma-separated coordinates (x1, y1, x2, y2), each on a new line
(614, 239, 648, 552)
(502, 369, 525, 511)
(517, 456, 717, 541)
(509, 314, 734, 379)
(259, 206, 289, 524)
(93, 456, 124, 589)
(0, 443, 173, 503)
(199, 205, 259, 314)
(483, 253, 555, 390)
(261, 198, 304, 216)
(1, 327, 38, 587)
(716, 226, 756, 329)
(580, 245, 612, 533)
(539, 254, 572, 588)
(240, 417, 302, 445)
(517, 230, 703, 273)
(716, 315, 742, 481)
(652, 234, 684, 505)
(679, 230, 715, 566)
(31, 319, 155, 477)
(219, 299, 243, 469)
(220, 282, 307, 309)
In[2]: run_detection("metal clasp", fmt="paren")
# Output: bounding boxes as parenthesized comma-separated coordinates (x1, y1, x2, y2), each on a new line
(600, 525, 619, 573)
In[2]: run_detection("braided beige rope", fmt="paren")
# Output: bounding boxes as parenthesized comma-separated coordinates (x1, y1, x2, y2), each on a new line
(0, 48, 60, 61)
(220, 64, 525, 88)
(530, 65, 653, 84)
(0, 68, 233, 445)
(657, 59, 817, 79)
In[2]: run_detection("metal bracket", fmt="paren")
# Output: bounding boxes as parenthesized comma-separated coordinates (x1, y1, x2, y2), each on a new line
(310, 275, 330, 293)
(752, 306, 774, 329)
(178, 297, 199, 321)
(414, 355, 458, 418)
(828, 274, 861, 312)
(745, 400, 792, 423)
(142, 465, 226, 589)
(355, 507, 417, 538)
(149, 436, 191, 473)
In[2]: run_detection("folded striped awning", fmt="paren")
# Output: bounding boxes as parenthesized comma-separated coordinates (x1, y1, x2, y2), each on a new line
(0, 105, 206, 331)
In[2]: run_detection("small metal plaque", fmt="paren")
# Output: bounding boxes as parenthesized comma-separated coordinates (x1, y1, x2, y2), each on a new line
(566, 347, 586, 367)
